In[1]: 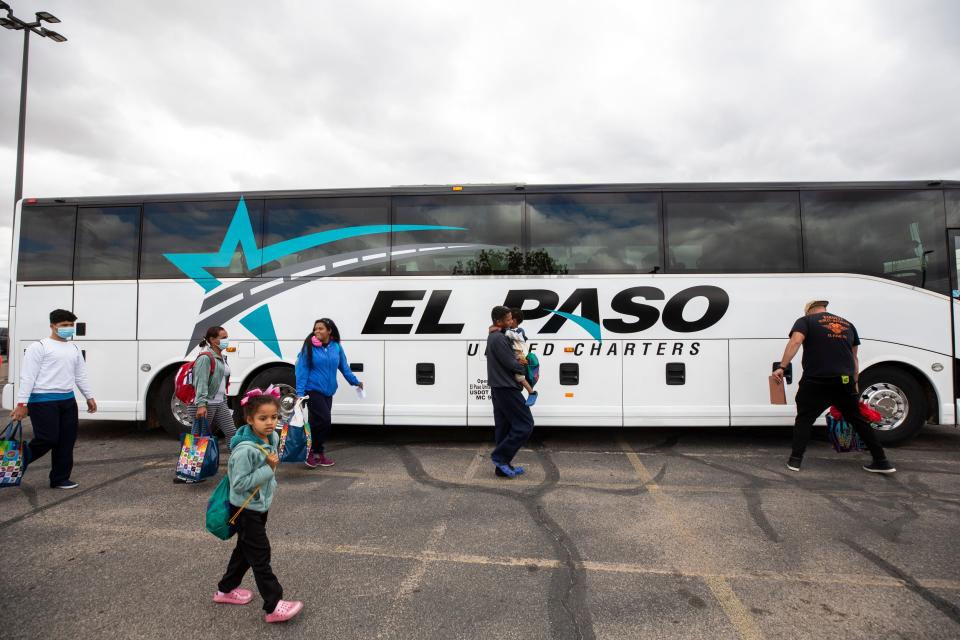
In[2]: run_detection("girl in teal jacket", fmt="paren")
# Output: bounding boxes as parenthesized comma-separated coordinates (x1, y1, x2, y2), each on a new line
(212, 390, 303, 623)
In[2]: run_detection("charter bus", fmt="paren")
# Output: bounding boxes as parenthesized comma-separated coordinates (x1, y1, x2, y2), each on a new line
(5, 181, 960, 443)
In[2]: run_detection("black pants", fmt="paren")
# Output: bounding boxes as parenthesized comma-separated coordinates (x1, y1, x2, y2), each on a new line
(26, 399, 79, 486)
(490, 388, 535, 465)
(306, 392, 333, 454)
(792, 377, 886, 461)
(218, 507, 283, 613)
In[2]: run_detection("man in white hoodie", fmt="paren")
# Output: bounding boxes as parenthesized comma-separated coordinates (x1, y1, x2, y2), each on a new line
(10, 309, 97, 489)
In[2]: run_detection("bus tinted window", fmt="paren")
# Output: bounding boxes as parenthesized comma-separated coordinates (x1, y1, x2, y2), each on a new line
(18, 206, 76, 281)
(527, 193, 660, 274)
(392, 195, 523, 275)
(75, 207, 140, 280)
(802, 190, 949, 293)
(947, 190, 960, 228)
(264, 197, 389, 276)
(141, 199, 264, 280)
(664, 192, 801, 272)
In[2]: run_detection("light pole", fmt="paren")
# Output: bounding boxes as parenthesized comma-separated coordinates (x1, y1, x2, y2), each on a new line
(0, 2, 67, 208)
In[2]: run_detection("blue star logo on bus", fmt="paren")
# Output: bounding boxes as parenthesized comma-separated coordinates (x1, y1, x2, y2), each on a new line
(164, 196, 467, 358)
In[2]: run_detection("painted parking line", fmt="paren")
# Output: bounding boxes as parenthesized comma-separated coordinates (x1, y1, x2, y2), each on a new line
(49, 519, 960, 592)
(617, 437, 764, 640)
(276, 467, 960, 504)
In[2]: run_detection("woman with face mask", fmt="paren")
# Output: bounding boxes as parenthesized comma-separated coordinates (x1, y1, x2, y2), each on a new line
(294, 318, 363, 468)
(183, 326, 236, 467)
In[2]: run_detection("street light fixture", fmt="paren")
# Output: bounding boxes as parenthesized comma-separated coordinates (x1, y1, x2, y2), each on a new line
(0, 2, 67, 208)
(35, 11, 60, 24)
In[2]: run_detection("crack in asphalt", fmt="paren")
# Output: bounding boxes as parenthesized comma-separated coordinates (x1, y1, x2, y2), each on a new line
(391, 441, 611, 640)
(645, 436, 783, 544)
(0, 463, 156, 532)
(843, 539, 960, 626)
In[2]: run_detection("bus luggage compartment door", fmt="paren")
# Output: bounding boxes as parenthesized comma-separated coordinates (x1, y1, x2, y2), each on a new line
(527, 340, 622, 427)
(331, 340, 384, 425)
(385, 341, 466, 426)
(623, 339, 729, 427)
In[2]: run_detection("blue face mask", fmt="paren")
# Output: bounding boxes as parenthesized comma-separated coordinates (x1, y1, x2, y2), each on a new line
(57, 327, 75, 340)
(218, 338, 230, 350)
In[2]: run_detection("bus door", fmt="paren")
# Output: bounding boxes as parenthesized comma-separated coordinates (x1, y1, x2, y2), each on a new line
(72, 281, 140, 418)
(948, 229, 960, 425)
(12, 283, 74, 397)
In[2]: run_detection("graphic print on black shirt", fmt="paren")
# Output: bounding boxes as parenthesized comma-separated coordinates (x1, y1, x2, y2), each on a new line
(789, 312, 861, 379)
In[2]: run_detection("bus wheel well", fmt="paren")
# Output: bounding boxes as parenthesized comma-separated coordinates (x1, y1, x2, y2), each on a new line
(236, 362, 295, 396)
(861, 361, 938, 424)
(145, 362, 186, 429)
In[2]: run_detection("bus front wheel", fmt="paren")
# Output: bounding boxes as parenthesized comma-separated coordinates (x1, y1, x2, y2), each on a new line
(858, 366, 927, 445)
(155, 370, 192, 439)
(235, 366, 297, 425)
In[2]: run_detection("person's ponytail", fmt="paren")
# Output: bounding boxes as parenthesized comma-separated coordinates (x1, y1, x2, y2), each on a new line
(198, 325, 224, 350)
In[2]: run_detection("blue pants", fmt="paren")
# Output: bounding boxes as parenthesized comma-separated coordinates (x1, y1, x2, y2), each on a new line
(490, 388, 535, 465)
(26, 398, 79, 486)
(306, 392, 333, 454)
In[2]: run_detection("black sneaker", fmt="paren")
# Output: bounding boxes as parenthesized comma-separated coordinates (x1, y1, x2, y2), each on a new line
(52, 480, 79, 489)
(786, 456, 802, 472)
(863, 460, 896, 474)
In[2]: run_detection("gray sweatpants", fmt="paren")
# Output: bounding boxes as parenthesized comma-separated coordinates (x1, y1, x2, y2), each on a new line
(187, 401, 237, 449)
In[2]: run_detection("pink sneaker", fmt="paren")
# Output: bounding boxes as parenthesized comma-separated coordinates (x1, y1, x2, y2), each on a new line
(213, 588, 253, 605)
(317, 453, 335, 467)
(304, 452, 319, 469)
(264, 599, 303, 623)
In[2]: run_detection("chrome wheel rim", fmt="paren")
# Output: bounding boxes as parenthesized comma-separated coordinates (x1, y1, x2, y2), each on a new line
(860, 382, 909, 431)
(171, 396, 193, 427)
(276, 384, 297, 420)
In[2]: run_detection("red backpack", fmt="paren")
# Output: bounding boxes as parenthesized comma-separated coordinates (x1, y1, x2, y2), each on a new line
(174, 352, 216, 404)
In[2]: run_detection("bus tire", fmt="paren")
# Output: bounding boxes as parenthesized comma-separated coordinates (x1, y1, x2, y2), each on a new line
(155, 370, 192, 439)
(858, 366, 927, 445)
(236, 366, 297, 423)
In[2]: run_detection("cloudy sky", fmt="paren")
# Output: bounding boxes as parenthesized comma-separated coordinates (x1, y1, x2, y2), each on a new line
(0, 0, 958, 321)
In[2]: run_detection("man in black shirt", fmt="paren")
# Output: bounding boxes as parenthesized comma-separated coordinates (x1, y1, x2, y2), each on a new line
(486, 306, 535, 478)
(773, 300, 895, 473)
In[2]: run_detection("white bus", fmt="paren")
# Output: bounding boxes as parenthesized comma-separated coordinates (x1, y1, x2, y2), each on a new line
(5, 182, 959, 443)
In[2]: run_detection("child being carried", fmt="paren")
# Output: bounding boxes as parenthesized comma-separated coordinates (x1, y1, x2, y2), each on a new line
(489, 307, 539, 407)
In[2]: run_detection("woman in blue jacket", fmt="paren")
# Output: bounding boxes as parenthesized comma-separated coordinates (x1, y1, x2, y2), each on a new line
(295, 318, 363, 468)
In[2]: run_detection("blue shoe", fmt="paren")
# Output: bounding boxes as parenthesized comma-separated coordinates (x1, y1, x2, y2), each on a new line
(525, 392, 538, 407)
(510, 465, 525, 475)
(494, 463, 517, 478)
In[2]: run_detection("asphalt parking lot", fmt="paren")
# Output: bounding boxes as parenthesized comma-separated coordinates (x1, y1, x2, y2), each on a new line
(1, 416, 959, 640)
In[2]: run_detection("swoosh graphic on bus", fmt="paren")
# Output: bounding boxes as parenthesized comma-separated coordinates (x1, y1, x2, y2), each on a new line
(164, 196, 472, 357)
(544, 309, 603, 343)
(164, 196, 465, 292)
(183, 242, 495, 357)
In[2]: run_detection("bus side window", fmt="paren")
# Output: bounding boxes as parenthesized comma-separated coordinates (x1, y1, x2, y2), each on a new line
(802, 190, 949, 294)
(18, 205, 77, 281)
(75, 207, 140, 280)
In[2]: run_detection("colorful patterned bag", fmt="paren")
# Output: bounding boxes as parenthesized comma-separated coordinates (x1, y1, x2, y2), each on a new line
(0, 421, 26, 487)
(826, 407, 865, 453)
(279, 396, 312, 463)
(176, 418, 220, 482)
